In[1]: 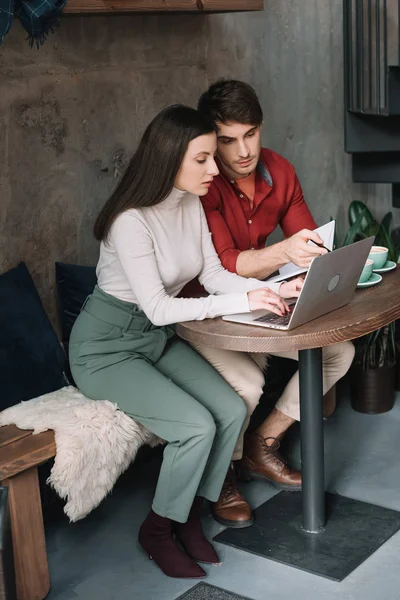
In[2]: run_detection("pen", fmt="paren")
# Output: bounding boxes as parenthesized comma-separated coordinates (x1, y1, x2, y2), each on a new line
(311, 241, 331, 253)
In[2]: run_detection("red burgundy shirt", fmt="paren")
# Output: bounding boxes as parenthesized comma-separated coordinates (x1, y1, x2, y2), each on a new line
(180, 148, 316, 297)
(202, 147, 317, 273)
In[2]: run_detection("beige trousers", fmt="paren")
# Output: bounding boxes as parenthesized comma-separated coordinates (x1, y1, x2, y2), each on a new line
(191, 341, 355, 461)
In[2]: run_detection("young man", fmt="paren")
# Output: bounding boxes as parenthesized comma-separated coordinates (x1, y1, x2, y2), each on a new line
(189, 79, 355, 528)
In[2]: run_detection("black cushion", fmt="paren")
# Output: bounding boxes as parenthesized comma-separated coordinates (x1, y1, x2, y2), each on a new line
(0, 262, 68, 411)
(55, 262, 97, 353)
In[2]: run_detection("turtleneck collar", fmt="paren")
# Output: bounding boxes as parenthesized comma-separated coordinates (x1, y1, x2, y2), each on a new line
(158, 187, 187, 209)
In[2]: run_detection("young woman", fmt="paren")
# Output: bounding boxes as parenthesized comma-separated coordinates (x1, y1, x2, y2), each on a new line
(69, 105, 303, 579)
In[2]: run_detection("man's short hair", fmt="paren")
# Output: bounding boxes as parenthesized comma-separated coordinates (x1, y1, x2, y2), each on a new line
(198, 79, 263, 127)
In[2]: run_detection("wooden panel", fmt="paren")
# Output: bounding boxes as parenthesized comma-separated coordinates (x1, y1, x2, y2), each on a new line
(177, 268, 400, 353)
(0, 431, 56, 480)
(0, 426, 32, 450)
(0, 487, 17, 600)
(3, 469, 50, 600)
(64, 0, 263, 15)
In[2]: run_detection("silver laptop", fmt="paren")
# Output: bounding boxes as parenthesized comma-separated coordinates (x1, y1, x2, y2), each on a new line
(222, 237, 374, 331)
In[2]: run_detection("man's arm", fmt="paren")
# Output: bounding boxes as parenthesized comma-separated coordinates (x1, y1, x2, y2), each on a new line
(237, 168, 325, 278)
(203, 202, 324, 280)
(280, 168, 317, 237)
(236, 231, 327, 279)
(202, 173, 326, 280)
(236, 242, 290, 279)
(202, 187, 290, 278)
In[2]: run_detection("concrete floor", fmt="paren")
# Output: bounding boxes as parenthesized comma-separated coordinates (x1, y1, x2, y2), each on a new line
(45, 388, 400, 600)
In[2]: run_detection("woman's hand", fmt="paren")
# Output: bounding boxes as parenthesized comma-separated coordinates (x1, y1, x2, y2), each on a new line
(247, 288, 290, 316)
(279, 277, 304, 299)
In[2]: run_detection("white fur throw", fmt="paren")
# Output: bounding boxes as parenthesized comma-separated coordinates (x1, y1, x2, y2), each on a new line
(0, 386, 163, 522)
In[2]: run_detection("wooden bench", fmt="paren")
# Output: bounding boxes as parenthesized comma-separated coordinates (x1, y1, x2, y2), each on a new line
(0, 425, 56, 600)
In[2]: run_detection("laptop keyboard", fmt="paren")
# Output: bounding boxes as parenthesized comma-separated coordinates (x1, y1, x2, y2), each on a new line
(254, 312, 291, 326)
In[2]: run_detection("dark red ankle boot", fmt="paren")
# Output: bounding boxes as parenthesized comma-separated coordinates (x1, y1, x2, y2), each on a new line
(176, 497, 220, 565)
(138, 509, 206, 579)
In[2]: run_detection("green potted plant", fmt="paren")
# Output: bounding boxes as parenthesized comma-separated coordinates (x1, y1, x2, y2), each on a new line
(343, 201, 399, 413)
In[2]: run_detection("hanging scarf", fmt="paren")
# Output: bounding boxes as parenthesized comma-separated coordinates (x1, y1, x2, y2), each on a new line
(0, 0, 67, 48)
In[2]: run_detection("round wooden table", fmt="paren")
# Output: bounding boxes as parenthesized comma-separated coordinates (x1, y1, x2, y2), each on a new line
(177, 268, 400, 579)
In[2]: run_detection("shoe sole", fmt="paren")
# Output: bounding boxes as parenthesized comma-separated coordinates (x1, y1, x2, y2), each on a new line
(239, 468, 302, 492)
(211, 512, 254, 529)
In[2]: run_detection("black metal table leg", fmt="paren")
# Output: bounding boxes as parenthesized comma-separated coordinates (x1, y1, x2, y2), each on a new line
(214, 345, 400, 580)
(298, 347, 325, 533)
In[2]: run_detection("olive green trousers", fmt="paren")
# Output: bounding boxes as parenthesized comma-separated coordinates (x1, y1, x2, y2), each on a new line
(69, 286, 247, 523)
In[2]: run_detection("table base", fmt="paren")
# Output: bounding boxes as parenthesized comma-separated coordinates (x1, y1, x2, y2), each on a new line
(213, 491, 400, 581)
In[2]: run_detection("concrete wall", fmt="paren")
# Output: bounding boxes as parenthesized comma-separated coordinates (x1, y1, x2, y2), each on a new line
(0, 15, 208, 325)
(0, 4, 398, 328)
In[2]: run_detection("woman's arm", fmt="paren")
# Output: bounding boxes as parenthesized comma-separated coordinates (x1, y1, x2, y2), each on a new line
(111, 212, 253, 326)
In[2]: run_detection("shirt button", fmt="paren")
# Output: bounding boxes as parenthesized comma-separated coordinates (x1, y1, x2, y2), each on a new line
(251, 247, 255, 250)
(248, 219, 252, 224)
(230, 180, 234, 184)
(239, 194, 244, 198)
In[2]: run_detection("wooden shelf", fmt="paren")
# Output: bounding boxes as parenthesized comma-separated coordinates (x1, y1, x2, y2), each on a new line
(64, 0, 263, 15)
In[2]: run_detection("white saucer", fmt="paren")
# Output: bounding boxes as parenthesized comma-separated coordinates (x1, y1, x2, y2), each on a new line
(357, 273, 383, 288)
(373, 260, 397, 274)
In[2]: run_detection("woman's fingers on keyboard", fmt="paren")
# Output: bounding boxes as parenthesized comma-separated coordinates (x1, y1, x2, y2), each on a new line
(248, 288, 288, 313)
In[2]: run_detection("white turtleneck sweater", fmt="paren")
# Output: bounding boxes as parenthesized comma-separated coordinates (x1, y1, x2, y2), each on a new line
(97, 188, 282, 326)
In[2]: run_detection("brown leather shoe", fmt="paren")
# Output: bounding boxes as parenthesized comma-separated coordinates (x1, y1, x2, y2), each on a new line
(211, 463, 254, 528)
(238, 433, 302, 491)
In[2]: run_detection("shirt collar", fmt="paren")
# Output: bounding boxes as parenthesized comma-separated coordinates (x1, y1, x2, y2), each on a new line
(256, 159, 273, 187)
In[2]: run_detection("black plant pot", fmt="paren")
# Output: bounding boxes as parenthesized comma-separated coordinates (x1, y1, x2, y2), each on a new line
(350, 364, 396, 414)
(395, 319, 400, 391)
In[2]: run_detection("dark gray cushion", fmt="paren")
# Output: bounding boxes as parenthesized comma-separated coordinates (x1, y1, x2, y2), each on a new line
(0, 262, 68, 411)
(55, 262, 97, 354)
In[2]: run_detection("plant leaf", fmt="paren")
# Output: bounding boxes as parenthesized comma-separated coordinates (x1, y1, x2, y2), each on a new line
(375, 212, 399, 261)
(343, 207, 372, 246)
(355, 324, 397, 369)
(363, 222, 380, 238)
(381, 211, 393, 233)
(348, 201, 374, 229)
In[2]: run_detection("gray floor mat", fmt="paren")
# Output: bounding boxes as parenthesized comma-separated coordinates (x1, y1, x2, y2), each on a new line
(176, 583, 253, 600)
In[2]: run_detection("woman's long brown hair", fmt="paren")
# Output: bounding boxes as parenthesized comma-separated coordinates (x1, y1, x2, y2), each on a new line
(93, 104, 216, 241)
